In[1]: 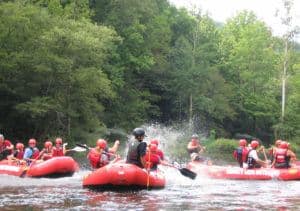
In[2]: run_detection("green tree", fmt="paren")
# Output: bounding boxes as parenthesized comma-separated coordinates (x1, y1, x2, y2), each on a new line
(0, 2, 120, 141)
(220, 11, 280, 141)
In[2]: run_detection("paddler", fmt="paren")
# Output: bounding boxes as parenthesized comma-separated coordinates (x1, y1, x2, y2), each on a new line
(126, 128, 147, 168)
(245, 140, 268, 169)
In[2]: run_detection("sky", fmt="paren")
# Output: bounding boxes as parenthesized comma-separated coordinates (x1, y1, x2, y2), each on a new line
(168, 0, 300, 41)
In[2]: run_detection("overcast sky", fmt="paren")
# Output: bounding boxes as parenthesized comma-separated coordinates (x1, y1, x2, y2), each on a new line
(168, 0, 300, 41)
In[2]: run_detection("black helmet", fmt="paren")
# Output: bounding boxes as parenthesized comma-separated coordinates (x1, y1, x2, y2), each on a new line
(132, 128, 146, 137)
(191, 134, 199, 139)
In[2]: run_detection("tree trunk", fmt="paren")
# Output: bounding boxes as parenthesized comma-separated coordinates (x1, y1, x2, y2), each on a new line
(189, 93, 193, 127)
(281, 35, 288, 121)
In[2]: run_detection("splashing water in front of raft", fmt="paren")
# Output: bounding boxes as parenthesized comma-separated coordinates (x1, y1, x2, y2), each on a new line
(1, 124, 300, 210)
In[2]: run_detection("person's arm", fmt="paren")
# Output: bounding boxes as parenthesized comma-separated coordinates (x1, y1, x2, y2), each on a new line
(288, 150, 297, 162)
(256, 159, 268, 167)
(38, 149, 45, 160)
(199, 144, 206, 152)
(108, 140, 120, 154)
(6, 142, 14, 151)
(271, 157, 276, 168)
(63, 144, 67, 155)
(252, 150, 268, 167)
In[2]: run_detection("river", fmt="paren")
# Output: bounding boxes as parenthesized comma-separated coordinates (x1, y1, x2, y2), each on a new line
(1, 167, 300, 210)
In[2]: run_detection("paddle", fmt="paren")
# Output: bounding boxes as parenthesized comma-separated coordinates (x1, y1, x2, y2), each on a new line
(76, 143, 117, 157)
(76, 143, 90, 150)
(262, 148, 268, 161)
(162, 162, 197, 180)
(66, 146, 87, 153)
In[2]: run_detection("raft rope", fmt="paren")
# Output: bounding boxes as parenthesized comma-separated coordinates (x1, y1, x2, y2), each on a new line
(147, 147, 151, 190)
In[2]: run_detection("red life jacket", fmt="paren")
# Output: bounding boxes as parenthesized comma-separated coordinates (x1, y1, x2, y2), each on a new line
(144, 152, 160, 170)
(14, 150, 24, 160)
(87, 148, 109, 169)
(275, 148, 288, 164)
(156, 149, 164, 160)
(0, 140, 12, 154)
(31, 148, 40, 159)
(52, 147, 64, 157)
(233, 147, 249, 162)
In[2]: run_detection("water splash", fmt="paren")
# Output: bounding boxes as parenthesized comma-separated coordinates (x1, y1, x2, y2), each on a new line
(139, 123, 206, 162)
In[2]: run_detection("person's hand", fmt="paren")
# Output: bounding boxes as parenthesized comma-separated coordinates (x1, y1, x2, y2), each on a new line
(258, 146, 264, 152)
(115, 140, 120, 145)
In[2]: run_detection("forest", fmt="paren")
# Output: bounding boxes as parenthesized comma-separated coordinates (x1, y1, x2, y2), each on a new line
(0, 0, 299, 146)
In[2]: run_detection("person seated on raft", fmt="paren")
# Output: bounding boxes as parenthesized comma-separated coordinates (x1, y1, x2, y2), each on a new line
(233, 139, 249, 168)
(12, 142, 25, 160)
(14, 142, 25, 159)
(150, 139, 164, 160)
(268, 139, 282, 163)
(39, 141, 53, 161)
(87, 139, 119, 169)
(126, 128, 147, 168)
(144, 143, 170, 170)
(144, 144, 161, 171)
(271, 141, 296, 169)
(187, 134, 205, 155)
(7, 142, 26, 165)
(246, 140, 268, 169)
(0, 134, 14, 161)
(23, 138, 40, 164)
(51, 137, 67, 157)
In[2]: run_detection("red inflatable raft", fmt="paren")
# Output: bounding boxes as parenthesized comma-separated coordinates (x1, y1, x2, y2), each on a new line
(188, 161, 300, 181)
(83, 161, 166, 190)
(0, 156, 79, 178)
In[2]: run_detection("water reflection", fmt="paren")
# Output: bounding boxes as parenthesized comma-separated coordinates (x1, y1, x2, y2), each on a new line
(1, 172, 300, 210)
(86, 191, 163, 210)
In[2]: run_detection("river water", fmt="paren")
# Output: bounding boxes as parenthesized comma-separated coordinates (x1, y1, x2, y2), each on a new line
(1, 167, 300, 210)
(1, 125, 300, 210)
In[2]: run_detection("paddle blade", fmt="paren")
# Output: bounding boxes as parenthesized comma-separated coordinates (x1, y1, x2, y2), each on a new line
(76, 143, 90, 150)
(71, 146, 87, 152)
(179, 168, 197, 180)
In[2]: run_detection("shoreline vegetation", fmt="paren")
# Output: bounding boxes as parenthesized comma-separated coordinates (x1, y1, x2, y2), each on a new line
(0, 1, 299, 152)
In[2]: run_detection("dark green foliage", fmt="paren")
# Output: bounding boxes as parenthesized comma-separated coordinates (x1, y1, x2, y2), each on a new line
(0, 0, 299, 149)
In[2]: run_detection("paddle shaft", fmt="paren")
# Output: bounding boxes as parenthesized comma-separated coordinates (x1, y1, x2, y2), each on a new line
(76, 143, 117, 157)
(161, 162, 197, 179)
(262, 148, 268, 162)
(147, 150, 151, 189)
